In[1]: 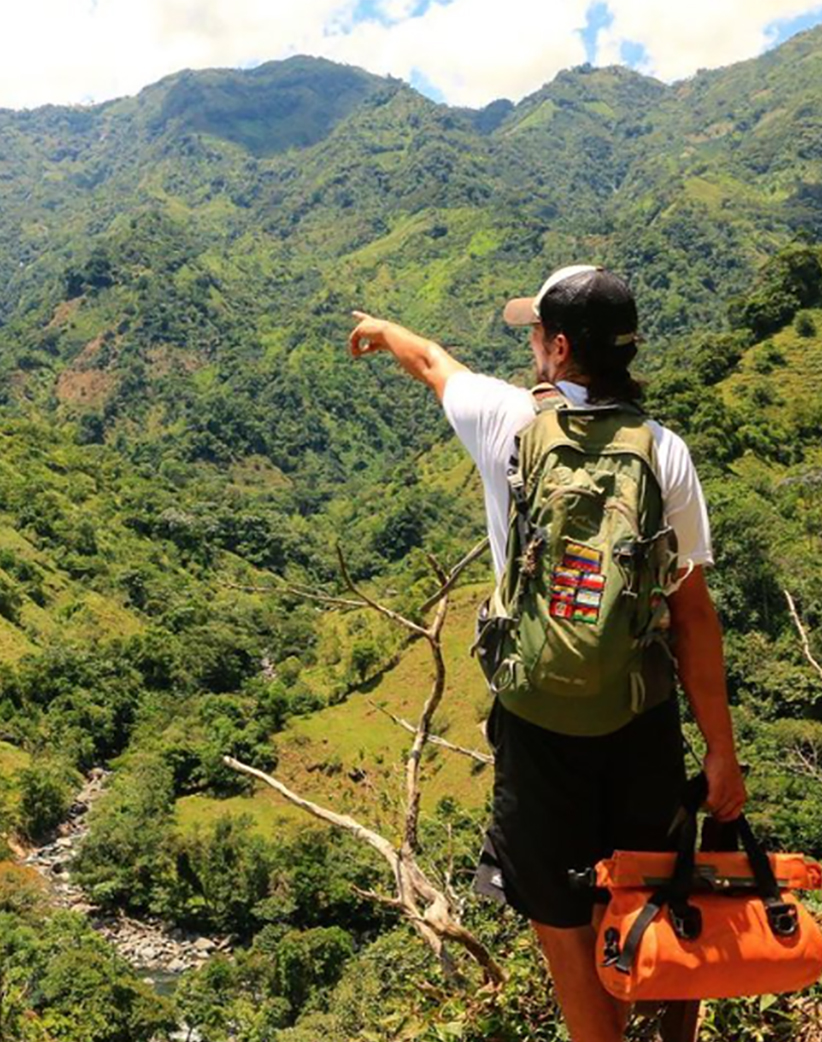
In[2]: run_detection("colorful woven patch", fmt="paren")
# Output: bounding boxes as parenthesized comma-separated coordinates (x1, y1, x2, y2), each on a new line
(563, 542, 602, 573)
(573, 604, 599, 625)
(575, 588, 603, 609)
(550, 599, 575, 620)
(549, 543, 605, 624)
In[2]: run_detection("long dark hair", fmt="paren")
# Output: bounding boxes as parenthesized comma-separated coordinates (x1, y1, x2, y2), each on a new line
(542, 322, 644, 405)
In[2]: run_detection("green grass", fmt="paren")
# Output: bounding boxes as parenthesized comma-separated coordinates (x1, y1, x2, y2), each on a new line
(722, 308, 822, 414)
(504, 100, 556, 135)
(0, 741, 30, 790)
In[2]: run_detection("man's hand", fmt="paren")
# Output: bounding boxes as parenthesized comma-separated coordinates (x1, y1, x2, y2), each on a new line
(349, 311, 390, 357)
(703, 749, 747, 822)
(347, 309, 468, 400)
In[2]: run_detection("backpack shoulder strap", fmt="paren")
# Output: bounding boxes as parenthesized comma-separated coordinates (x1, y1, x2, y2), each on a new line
(529, 382, 570, 414)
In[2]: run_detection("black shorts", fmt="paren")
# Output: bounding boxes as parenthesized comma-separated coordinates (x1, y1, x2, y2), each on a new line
(474, 696, 687, 928)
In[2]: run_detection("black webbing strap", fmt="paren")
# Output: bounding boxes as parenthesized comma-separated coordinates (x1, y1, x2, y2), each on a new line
(506, 442, 531, 579)
(735, 816, 780, 901)
(734, 815, 798, 936)
(613, 774, 799, 975)
(614, 889, 669, 975)
(614, 804, 701, 975)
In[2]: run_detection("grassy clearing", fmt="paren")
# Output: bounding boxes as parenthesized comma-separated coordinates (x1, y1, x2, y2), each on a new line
(722, 308, 822, 414)
(175, 582, 495, 843)
(503, 99, 556, 136)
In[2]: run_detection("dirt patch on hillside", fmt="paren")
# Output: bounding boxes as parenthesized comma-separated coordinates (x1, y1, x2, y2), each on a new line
(146, 344, 204, 378)
(47, 299, 81, 330)
(71, 335, 106, 367)
(56, 369, 116, 407)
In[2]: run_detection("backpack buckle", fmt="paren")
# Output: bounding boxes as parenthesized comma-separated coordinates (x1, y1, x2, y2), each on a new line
(520, 529, 547, 579)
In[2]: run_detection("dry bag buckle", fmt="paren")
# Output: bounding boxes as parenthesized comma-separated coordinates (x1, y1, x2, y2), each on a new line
(766, 901, 799, 938)
(601, 927, 622, 968)
(669, 902, 702, 941)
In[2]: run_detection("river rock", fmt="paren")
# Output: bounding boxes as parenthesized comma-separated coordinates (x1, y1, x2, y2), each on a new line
(16, 765, 233, 984)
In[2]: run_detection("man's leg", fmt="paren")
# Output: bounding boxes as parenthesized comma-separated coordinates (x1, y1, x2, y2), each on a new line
(532, 919, 629, 1042)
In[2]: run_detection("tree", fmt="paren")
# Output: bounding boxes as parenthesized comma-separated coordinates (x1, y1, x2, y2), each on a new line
(225, 542, 503, 986)
(187, 815, 272, 935)
(15, 759, 75, 842)
(73, 755, 178, 912)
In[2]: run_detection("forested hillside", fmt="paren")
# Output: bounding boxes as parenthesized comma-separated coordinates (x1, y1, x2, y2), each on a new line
(0, 24, 821, 1042)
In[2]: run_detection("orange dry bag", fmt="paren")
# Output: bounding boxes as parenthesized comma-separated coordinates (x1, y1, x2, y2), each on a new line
(594, 776, 822, 1003)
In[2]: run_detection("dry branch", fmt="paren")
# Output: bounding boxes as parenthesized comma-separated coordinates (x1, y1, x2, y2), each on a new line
(221, 578, 365, 611)
(369, 700, 493, 766)
(416, 538, 489, 615)
(223, 756, 396, 863)
(223, 543, 505, 987)
(336, 543, 429, 638)
(784, 589, 822, 682)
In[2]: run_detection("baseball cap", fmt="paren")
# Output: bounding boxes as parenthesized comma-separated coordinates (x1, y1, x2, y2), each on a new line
(503, 264, 638, 347)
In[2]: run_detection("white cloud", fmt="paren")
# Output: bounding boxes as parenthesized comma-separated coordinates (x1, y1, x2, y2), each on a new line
(323, 0, 591, 107)
(595, 0, 822, 82)
(0, 0, 356, 109)
(0, 0, 820, 111)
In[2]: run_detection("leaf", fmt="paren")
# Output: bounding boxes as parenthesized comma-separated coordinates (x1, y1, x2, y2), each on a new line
(759, 993, 778, 1012)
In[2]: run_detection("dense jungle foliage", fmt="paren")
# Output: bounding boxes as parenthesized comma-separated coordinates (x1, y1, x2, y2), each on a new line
(0, 24, 821, 1041)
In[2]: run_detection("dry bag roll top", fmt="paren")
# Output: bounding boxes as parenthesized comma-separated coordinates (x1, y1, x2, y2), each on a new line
(473, 386, 679, 736)
(593, 775, 822, 1002)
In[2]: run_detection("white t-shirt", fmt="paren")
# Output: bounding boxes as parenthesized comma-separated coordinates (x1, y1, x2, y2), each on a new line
(443, 372, 713, 581)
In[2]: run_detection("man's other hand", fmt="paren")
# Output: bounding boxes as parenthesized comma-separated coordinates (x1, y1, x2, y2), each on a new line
(703, 749, 747, 822)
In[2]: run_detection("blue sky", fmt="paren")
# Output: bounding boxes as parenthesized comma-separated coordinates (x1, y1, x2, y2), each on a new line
(575, 1, 822, 77)
(1, 0, 822, 110)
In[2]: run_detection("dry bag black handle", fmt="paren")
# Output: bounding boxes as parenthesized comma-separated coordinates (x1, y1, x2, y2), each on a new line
(680, 773, 778, 896)
(613, 773, 793, 975)
(680, 774, 796, 936)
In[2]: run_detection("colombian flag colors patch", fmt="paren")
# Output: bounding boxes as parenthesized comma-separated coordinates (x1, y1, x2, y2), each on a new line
(549, 542, 605, 625)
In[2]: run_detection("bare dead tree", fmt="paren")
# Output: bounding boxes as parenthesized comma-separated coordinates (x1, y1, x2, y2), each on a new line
(225, 540, 504, 986)
(784, 589, 822, 683)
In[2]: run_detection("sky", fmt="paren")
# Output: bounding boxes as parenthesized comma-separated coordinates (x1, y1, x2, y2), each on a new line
(1, 0, 822, 111)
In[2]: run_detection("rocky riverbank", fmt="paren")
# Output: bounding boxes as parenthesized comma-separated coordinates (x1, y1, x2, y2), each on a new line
(20, 767, 232, 976)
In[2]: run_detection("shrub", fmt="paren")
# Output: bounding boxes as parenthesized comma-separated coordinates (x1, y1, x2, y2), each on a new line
(15, 759, 76, 841)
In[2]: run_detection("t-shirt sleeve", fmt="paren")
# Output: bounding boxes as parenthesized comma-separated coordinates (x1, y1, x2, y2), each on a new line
(654, 426, 714, 569)
(442, 371, 535, 579)
(442, 371, 533, 475)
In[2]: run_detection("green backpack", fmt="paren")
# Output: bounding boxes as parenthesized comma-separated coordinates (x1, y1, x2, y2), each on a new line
(473, 385, 680, 736)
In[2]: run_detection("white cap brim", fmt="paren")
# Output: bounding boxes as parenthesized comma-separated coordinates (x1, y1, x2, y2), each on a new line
(503, 264, 599, 326)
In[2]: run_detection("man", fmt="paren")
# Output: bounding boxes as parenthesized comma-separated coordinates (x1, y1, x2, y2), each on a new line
(348, 264, 747, 1042)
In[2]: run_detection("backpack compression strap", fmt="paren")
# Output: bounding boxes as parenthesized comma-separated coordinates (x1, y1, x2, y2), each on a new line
(505, 385, 569, 616)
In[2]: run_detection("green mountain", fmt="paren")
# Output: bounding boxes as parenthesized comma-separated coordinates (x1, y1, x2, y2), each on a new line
(0, 27, 821, 1042)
